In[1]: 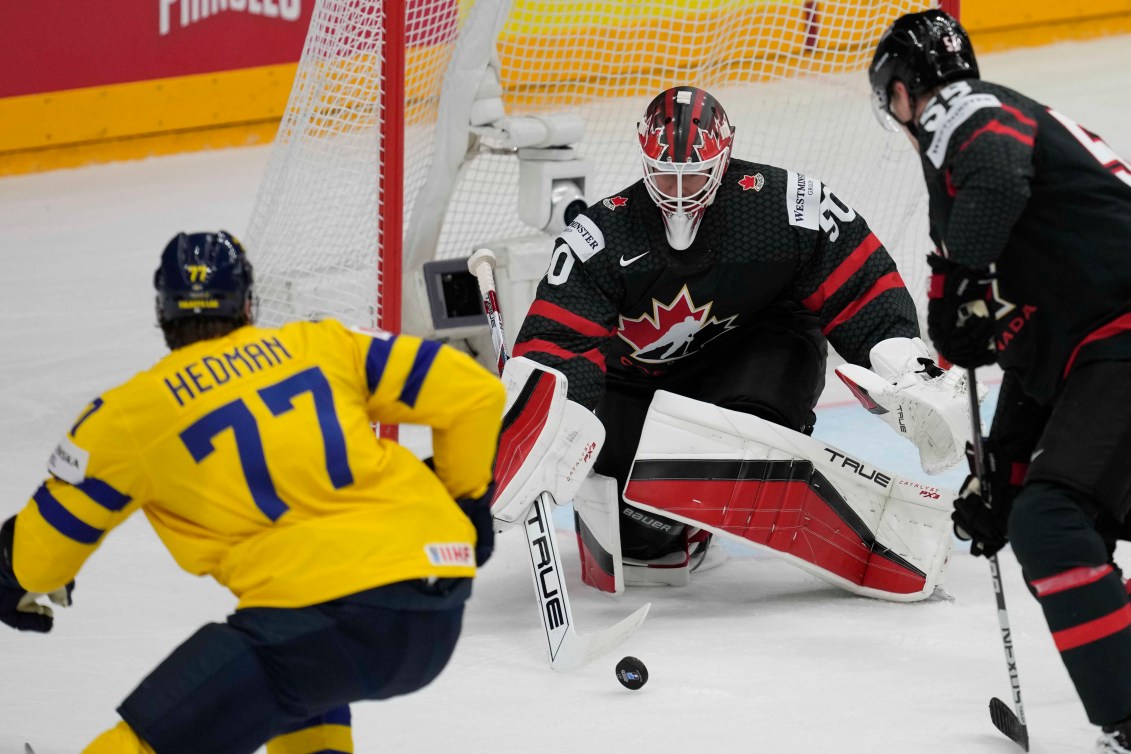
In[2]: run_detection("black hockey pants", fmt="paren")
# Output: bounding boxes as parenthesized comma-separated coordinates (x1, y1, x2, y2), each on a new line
(1007, 360, 1131, 726)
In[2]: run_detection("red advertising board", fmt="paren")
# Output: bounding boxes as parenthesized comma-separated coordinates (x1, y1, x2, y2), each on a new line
(0, 1, 316, 98)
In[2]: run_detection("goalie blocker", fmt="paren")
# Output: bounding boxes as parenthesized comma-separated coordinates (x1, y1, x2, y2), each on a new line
(491, 357, 605, 530)
(620, 391, 954, 601)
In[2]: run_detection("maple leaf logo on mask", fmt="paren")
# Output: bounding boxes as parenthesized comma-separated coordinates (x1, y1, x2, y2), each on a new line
(617, 285, 737, 363)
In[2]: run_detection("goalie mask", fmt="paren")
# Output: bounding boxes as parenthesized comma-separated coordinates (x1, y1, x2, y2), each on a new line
(869, 10, 979, 131)
(154, 231, 256, 326)
(638, 86, 733, 250)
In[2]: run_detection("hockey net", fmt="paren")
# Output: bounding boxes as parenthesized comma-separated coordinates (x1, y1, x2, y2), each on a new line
(246, 0, 948, 338)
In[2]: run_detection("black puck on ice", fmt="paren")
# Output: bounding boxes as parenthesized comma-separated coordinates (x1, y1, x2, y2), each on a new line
(615, 656, 648, 690)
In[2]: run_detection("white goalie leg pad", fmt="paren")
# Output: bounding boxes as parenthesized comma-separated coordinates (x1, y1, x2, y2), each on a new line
(835, 337, 982, 475)
(574, 472, 624, 594)
(623, 391, 954, 602)
(491, 357, 605, 530)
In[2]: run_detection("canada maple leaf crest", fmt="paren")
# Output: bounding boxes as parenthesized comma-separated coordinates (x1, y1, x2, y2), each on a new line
(617, 285, 737, 363)
(739, 173, 764, 191)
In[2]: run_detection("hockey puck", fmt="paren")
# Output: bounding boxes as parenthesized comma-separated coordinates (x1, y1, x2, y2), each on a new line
(615, 656, 648, 690)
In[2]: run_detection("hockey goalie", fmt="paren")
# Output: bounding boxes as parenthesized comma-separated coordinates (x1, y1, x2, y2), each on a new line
(488, 85, 972, 598)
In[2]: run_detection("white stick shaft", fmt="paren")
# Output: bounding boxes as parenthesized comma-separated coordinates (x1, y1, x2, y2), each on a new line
(468, 251, 509, 373)
(467, 246, 648, 670)
(969, 367, 1028, 730)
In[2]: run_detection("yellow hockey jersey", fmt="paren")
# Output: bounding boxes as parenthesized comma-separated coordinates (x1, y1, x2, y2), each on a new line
(13, 319, 505, 608)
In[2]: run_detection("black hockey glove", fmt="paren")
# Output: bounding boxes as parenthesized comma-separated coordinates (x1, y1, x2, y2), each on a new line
(952, 441, 1025, 558)
(0, 516, 74, 633)
(926, 254, 997, 368)
(458, 482, 496, 567)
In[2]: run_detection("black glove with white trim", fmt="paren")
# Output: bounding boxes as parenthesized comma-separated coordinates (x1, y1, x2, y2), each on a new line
(0, 516, 74, 633)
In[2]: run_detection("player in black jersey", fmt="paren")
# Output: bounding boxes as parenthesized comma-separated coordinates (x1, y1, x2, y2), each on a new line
(871, 10, 1131, 750)
(489, 85, 973, 592)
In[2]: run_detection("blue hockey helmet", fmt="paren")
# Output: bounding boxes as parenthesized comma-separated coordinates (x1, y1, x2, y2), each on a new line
(154, 231, 255, 325)
(869, 10, 979, 125)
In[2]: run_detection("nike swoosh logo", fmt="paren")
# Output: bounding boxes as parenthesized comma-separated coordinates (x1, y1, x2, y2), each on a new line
(1030, 448, 1045, 462)
(620, 252, 649, 267)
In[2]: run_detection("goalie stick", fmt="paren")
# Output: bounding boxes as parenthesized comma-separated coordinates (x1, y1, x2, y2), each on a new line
(467, 248, 650, 670)
(968, 367, 1030, 751)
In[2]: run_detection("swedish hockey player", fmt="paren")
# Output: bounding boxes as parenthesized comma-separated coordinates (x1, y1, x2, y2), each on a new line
(0, 231, 504, 753)
(489, 85, 966, 598)
(870, 10, 1131, 751)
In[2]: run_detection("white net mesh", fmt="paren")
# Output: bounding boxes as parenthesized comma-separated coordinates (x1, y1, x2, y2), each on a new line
(248, 0, 938, 334)
(245, 0, 462, 329)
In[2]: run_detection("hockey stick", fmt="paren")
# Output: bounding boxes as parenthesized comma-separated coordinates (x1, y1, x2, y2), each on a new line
(467, 248, 650, 670)
(967, 367, 1030, 751)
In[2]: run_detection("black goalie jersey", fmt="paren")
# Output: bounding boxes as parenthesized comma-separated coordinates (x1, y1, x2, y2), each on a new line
(513, 157, 920, 410)
(916, 79, 1131, 404)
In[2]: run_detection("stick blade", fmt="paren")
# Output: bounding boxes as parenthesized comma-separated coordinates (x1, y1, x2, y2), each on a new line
(549, 602, 652, 671)
(989, 697, 1030, 751)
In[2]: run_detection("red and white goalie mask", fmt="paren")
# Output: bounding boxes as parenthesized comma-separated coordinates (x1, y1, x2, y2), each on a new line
(638, 86, 734, 250)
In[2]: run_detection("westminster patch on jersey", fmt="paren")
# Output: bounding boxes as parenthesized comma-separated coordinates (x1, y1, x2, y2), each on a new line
(786, 171, 820, 230)
(560, 215, 605, 262)
(617, 286, 737, 364)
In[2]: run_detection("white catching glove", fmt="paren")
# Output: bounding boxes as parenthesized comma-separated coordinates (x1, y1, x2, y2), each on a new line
(835, 337, 982, 475)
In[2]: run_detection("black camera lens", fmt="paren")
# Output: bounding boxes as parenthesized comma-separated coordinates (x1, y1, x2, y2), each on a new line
(563, 198, 587, 227)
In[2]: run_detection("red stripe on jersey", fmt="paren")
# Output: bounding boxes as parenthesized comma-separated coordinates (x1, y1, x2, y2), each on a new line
(801, 233, 882, 312)
(1052, 603, 1131, 653)
(1030, 564, 1113, 597)
(929, 273, 946, 300)
(820, 271, 906, 336)
(1062, 311, 1131, 378)
(944, 169, 957, 197)
(958, 120, 1035, 153)
(513, 339, 607, 372)
(526, 300, 614, 338)
(1001, 104, 1038, 129)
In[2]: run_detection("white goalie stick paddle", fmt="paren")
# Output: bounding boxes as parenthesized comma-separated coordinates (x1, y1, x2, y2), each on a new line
(468, 248, 650, 670)
(968, 367, 1029, 751)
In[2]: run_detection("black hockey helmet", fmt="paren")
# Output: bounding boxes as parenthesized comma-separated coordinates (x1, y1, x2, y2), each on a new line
(154, 231, 255, 326)
(868, 10, 979, 123)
